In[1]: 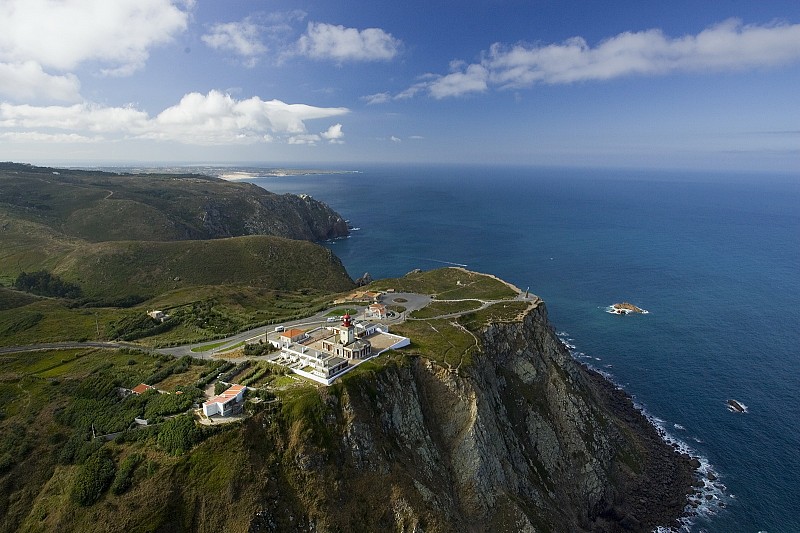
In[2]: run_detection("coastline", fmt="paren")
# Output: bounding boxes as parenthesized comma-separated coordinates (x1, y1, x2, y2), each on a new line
(216, 168, 359, 180)
(580, 363, 697, 530)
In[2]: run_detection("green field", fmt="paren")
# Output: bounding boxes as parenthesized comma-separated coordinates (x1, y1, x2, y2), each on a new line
(370, 267, 517, 300)
(409, 299, 483, 319)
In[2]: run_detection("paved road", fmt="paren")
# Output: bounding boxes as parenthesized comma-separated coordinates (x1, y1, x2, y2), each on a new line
(157, 292, 433, 358)
(0, 291, 536, 359)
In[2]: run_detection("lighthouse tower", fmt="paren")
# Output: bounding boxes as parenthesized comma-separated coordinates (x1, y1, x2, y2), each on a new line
(338, 313, 356, 345)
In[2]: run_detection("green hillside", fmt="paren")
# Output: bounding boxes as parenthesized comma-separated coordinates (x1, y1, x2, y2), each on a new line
(0, 162, 348, 243)
(53, 235, 353, 300)
(0, 162, 356, 347)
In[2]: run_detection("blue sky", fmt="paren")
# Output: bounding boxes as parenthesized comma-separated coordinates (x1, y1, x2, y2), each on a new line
(1, 0, 798, 171)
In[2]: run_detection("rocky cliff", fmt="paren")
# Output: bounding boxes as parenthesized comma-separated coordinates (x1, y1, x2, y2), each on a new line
(249, 301, 694, 532)
(0, 162, 350, 243)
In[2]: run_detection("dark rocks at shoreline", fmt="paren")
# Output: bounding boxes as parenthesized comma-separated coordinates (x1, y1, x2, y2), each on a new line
(581, 365, 697, 530)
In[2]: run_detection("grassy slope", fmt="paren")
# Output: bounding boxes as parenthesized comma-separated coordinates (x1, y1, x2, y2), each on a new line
(0, 161, 353, 289)
(53, 235, 353, 300)
(0, 348, 263, 533)
(354, 269, 526, 371)
(0, 162, 345, 244)
(369, 267, 517, 300)
(0, 163, 356, 346)
(0, 212, 83, 285)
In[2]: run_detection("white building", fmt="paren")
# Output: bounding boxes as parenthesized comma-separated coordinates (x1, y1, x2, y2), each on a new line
(365, 303, 387, 320)
(279, 328, 307, 345)
(147, 310, 169, 322)
(276, 314, 409, 385)
(202, 384, 246, 417)
(320, 314, 371, 359)
(282, 344, 349, 380)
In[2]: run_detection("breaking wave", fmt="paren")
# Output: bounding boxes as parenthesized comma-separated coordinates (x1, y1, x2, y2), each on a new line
(557, 331, 729, 531)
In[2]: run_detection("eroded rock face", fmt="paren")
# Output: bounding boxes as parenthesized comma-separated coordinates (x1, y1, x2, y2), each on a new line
(237, 190, 350, 241)
(262, 303, 694, 533)
(355, 272, 373, 286)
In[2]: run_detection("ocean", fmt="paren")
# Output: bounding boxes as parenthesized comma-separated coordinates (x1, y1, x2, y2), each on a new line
(243, 164, 799, 533)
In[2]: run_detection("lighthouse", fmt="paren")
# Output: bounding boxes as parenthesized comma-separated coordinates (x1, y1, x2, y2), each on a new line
(338, 313, 356, 345)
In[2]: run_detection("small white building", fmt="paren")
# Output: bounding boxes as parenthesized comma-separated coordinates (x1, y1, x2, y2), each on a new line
(365, 303, 387, 320)
(279, 328, 307, 345)
(147, 310, 169, 322)
(202, 384, 246, 417)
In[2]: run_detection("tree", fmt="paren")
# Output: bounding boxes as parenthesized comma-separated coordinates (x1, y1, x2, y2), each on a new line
(13, 270, 82, 298)
(110, 453, 143, 495)
(156, 414, 199, 455)
(71, 449, 116, 506)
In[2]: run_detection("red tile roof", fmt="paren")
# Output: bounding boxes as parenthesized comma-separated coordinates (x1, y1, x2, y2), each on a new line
(203, 384, 246, 407)
(131, 383, 154, 395)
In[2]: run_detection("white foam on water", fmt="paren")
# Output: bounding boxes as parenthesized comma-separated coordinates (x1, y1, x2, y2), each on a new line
(726, 399, 748, 413)
(642, 411, 729, 530)
(560, 334, 729, 532)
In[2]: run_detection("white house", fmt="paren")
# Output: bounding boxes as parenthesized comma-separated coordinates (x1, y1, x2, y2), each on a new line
(147, 310, 169, 322)
(202, 384, 246, 417)
(279, 328, 307, 345)
(365, 303, 387, 320)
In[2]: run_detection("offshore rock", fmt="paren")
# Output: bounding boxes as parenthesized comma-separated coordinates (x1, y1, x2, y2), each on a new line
(354, 272, 373, 286)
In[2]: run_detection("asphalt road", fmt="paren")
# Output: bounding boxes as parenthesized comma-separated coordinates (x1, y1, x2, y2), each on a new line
(0, 291, 544, 359)
(155, 293, 431, 358)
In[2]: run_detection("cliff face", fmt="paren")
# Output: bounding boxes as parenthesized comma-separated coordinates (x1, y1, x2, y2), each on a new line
(254, 302, 693, 532)
(0, 163, 350, 243)
(199, 187, 350, 242)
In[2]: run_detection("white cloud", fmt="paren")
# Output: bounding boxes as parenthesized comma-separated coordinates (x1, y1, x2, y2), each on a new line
(321, 123, 344, 143)
(296, 22, 401, 61)
(0, 61, 81, 103)
(202, 19, 267, 66)
(0, 102, 149, 132)
(0, 90, 349, 146)
(390, 136, 401, 142)
(362, 92, 392, 105)
(388, 19, 800, 99)
(428, 64, 489, 99)
(486, 19, 800, 88)
(0, 0, 190, 74)
(0, 131, 100, 143)
(288, 134, 321, 145)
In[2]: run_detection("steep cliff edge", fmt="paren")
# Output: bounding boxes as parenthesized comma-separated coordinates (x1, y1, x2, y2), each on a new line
(252, 301, 694, 532)
(0, 162, 349, 243)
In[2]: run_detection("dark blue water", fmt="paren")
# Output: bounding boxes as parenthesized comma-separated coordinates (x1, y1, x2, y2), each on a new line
(246, 165, 800, 532)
